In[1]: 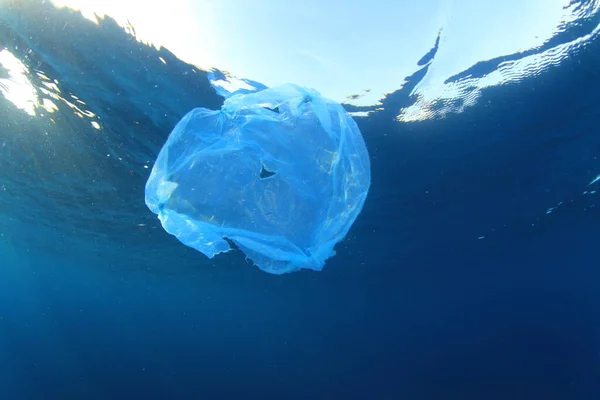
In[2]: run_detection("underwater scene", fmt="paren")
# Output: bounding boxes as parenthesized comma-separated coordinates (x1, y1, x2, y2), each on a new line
(2, 0, 600, 398)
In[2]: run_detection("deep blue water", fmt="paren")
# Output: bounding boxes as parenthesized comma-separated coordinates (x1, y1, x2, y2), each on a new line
(2, 1, 600, 399)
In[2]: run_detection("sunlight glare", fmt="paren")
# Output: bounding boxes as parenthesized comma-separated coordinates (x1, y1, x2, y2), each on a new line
(50, 0, 218, 69)
(0, 50, 37, 116)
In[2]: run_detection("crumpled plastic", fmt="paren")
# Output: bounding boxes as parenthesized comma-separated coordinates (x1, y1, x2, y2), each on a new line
(145, 83, 371, 274)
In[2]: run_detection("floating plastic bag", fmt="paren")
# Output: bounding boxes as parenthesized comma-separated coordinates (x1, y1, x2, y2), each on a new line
(145, 84, 370, 274)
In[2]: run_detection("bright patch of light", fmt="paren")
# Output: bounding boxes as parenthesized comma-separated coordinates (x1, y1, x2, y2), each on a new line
(209, 75, 259, 96)
(348, 111, 371, 118)
(0, 49, 100, 122)
(0, 50, 38, 116)
(398, 0, 592, 122)
(40, 98, 59, 113)
(50, 0, 218, 70)
(50, 0, 585, 112)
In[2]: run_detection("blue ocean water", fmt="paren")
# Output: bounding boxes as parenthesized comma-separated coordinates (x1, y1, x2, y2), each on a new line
(1, 1, 600, 399)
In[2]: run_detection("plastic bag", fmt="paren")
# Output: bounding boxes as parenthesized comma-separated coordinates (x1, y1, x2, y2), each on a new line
(145, 84, 370, 274)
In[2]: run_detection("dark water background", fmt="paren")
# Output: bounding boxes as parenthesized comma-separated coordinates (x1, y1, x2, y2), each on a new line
(2, 1, 600, 399)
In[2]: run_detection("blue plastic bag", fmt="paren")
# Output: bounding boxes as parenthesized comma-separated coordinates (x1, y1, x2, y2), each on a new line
(145, 84, 370, 274)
